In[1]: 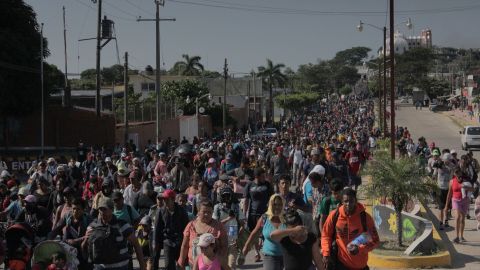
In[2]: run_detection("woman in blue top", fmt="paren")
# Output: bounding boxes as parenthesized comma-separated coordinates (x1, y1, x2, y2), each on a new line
(242, 194, 286, 270)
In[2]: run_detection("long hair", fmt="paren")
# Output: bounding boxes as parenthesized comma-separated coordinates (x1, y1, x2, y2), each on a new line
(265, 194, 285, 223)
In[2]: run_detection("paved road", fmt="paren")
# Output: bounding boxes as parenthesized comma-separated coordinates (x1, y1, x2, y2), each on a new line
(394, 104, 480, 270)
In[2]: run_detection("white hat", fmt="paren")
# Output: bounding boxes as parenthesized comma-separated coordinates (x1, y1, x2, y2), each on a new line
(442, 153, 452, 161)
(309, 165, 326, 176)
(0, 170, 11, 178)
(450, 149, 457, 154)
(18, 187, 28, 196)
(198, 233, 215, 247)
(105, 157, 112, 162)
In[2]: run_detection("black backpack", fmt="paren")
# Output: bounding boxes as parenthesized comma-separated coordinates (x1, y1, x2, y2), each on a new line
(89, 224, 125, 264)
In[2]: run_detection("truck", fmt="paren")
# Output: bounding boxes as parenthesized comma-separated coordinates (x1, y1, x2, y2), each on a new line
(412, 88, 426, 106)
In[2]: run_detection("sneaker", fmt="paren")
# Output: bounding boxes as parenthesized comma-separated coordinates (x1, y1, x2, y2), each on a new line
(461, 237, 467, 242)
(453, 237, 460, 244)
(439, 223, 444, 230)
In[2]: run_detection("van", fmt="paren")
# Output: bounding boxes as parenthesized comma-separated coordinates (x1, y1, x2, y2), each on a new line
(460, 126, 480, 150)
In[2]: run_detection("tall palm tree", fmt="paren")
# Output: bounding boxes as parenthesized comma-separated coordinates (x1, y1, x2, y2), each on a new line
(257, 59, 287, 123)
(172, 54, 204, 76)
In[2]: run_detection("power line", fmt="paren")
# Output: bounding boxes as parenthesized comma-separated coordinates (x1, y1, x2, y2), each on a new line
(72, 0, 136, 21)
(123, 0, 155, 17)
(168, 0, 480, 16)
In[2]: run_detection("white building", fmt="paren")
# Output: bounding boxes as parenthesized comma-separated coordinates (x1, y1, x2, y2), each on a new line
(383, 29, 432, 56)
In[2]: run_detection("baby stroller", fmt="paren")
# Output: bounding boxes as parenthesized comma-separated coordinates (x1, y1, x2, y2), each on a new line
(31, 240, 79, 270)
(5, 223, 34, 270)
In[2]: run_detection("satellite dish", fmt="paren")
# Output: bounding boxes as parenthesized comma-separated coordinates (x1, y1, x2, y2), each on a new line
(198, 107, 205, 114)
(176, 109, 184, 116)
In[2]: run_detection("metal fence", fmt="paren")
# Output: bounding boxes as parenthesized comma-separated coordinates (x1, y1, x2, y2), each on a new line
(114, 100, 180, 124)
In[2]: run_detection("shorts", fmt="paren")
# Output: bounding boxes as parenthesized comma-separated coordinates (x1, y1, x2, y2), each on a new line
(452, 198, 469, 214)
(437, 189, 448, 210)
(247, 214, 262, 232)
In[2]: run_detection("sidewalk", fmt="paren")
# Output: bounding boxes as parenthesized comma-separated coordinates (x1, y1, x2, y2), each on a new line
(441, 109, 479, 128)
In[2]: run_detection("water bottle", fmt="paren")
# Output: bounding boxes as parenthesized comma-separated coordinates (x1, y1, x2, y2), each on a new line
(226, 219, 238, 245)
(350, 232, 372, 246)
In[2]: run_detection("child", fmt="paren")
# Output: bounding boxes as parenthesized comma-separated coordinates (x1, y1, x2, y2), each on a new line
(193, 233, 231, 270)
(136, 216, 153, 270)
(47, 252, 67, 270)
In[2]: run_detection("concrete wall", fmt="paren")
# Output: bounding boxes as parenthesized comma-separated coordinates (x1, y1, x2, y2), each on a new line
(116, 115, 212, 149)
(1, 106, 115, 150)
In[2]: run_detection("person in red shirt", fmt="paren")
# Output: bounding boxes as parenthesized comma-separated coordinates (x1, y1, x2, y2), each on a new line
(344, 144, 364, 190)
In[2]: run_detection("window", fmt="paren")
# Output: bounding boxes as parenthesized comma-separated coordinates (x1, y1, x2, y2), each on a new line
(467, 127, 480, 135)
(141, 83, 149, 91)
(149, 83, 156, 91)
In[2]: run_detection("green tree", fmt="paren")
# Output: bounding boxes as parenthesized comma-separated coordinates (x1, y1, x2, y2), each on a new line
(297, 61, 333, 93)
(80, 68, 96, 81)
(257, 59, 287, 123)
(332, 46, 371, 66)
(362, 140, 437, 246)
(396, 47, 435, 91)
(333, 66, 360, 90)
(275, 92, 320, 111)
(339, 84, 353, 95)
(171, 54, 204, 76)
(101, 64, 124, 85)
(0, 0, 52, 118)
(418, 78, 450, 99)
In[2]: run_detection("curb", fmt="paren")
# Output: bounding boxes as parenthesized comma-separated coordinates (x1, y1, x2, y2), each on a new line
(440, 111, 474, 128)
(367, 204, 452, 268)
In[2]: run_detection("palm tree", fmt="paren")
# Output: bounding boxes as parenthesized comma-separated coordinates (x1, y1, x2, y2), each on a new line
(257, 59, 287, 123)
(362, 139, 437, 246)
(172, 54, 204, 76)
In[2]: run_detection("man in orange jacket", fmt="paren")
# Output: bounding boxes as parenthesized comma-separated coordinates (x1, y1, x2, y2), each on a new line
(321, 188, 379, 270)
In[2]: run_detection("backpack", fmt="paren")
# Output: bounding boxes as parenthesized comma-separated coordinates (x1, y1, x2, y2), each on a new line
(89, 224, 125, 264)
(326, 208, 367, 270)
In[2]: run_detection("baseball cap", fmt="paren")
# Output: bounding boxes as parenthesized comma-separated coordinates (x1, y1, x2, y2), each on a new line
(98, 197, 114, 210)
(24, 195, 37, 204)
(198, 233, 216, 247)
(117, 164, 130, 176)
(208, 158, 216, 164)
(105, 157, 112, 162)
(432, 149, 440, 156)
(159, 152, 166, 157)
(47, 157, 56, 164)
(442, 153, 452, 161)
(162, 189, 176, 200)
(56, 166, 65, 172)
(18, 187, 28, 196)
(139, 216, 152, 226)
(309, 165, 326, 176)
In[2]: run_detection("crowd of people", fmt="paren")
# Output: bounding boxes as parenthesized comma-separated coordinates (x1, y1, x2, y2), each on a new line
(397, 132, 480, 242)
(0, 96, 383, 270)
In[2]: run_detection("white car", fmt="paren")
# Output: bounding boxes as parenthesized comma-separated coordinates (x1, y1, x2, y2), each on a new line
(460, 126, 480, 150)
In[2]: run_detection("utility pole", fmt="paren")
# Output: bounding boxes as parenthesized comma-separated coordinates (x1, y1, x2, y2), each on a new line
(252, 72, 257, 131)
(40, 23, 45, 156)
(137, 0, 175, 148)
(383, 26, 387, 137)
(95, 0, 102, 117)
(378, 58, 382, 131)
(247, 79, 250, 128)
(223, 58, 228, 134)
(389, 0, 395, 159)
(63, 6, 71, 107)
(124, 52, 129, 145)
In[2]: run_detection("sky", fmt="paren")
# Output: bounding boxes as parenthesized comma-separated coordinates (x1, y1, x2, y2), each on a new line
(25, 0, 480, 76)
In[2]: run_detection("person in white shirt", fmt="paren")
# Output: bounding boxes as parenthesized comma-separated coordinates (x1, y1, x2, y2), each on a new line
(290, 143, 304, 186)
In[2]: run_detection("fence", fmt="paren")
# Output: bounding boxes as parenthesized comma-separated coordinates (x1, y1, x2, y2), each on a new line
(114, 100, 180, 124)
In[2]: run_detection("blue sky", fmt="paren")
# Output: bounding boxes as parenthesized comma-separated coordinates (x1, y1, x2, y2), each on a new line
(26, 0, 480, 75)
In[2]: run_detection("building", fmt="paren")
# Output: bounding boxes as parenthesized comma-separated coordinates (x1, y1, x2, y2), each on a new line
(50, 88, 124, 112)
(383, 29, 432, 56)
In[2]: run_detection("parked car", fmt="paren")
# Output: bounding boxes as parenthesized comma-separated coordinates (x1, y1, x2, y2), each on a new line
(460, 126, 480, 150)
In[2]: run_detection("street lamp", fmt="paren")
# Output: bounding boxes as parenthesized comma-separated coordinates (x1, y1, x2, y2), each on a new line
(356, 17, 412, 138)
(187, 93, 212, 117)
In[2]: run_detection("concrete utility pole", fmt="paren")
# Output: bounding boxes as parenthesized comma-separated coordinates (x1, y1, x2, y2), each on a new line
(40, 23, 45, 156)
(223, 58, 228, 134)
(124, 52, 129, 144)
(383, 27, 387, 137)
(389, 0, 395, 159)
(63, 6, 71, 107)
(95, 0, 102, 117)
(137, 0, 175, 147)
(252, 72, 257, 130)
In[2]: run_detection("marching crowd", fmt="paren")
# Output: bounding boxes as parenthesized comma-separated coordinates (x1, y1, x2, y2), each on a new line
(0, 96, 382, 270)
